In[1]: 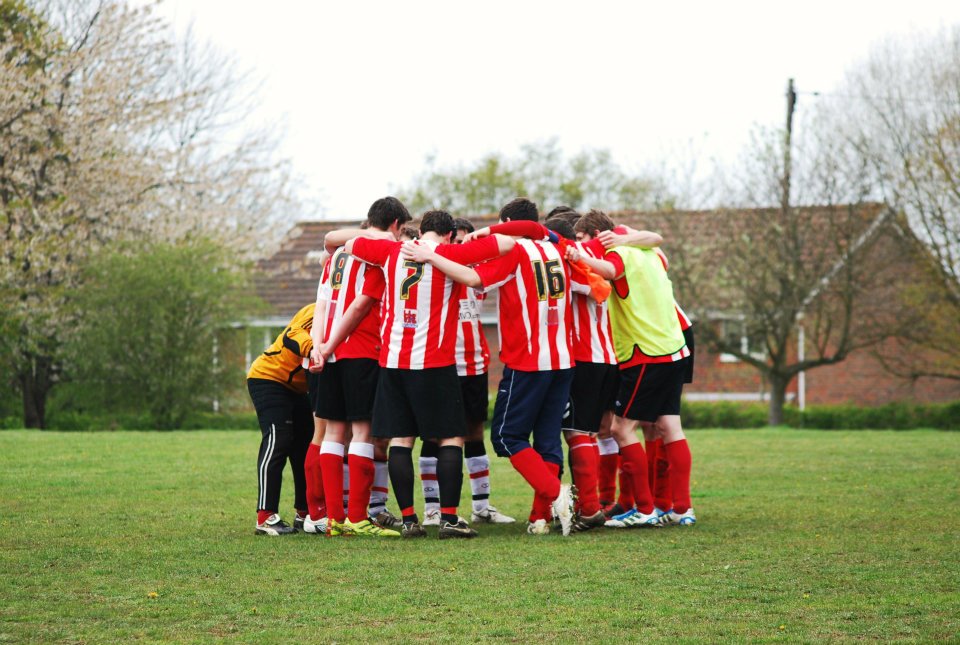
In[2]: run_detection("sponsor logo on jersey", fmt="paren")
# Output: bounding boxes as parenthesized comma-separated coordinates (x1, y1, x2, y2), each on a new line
(403, 309, 418, 329)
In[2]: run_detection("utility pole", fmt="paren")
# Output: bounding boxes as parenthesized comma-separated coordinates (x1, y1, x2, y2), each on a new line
(781, 77, 797, 212)
(784, 78, 805, 416)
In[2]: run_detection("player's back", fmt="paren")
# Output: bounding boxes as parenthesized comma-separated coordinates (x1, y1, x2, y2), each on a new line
(320, 247, 383, 361)
(247, 303, 315, 392)
(493, 239, 574, 372)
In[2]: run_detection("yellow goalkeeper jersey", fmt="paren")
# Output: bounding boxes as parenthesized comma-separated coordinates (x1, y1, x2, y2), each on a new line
(247, 304, 315, 394)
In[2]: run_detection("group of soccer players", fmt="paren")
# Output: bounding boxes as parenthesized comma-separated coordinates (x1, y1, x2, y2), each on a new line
(245, 195, 696, 538)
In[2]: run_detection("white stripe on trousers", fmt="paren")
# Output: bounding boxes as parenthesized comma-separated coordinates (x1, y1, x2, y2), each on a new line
(258, 423, 276, 510)
(494, 370, 516, 457)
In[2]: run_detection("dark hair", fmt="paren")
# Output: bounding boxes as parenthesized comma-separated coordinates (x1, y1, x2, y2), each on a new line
(399, 224, 419, 241)
(420, 210, 456, 238)
(367, 196, 412, 230)
(453, 217, 475, 234)
(499, 197, 538, 223)
(548, 207, 582, 227)
(574, 209, 615, 236)
(544, 217, 576, 241)
(546, 205, 576, 219)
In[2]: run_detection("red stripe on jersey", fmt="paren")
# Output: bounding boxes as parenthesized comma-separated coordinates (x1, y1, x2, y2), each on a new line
(477, 240, 574, 371)
(571, 241, 617, 364)
(320, 248, 382, 362)
(676, 302, 692, 330)
(456, 289, 489, 376)
(352, 237, 499, 370)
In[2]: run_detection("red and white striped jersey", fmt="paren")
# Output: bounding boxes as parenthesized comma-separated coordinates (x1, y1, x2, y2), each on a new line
(570, 241, 617, 364)
(352, 236, 501, 370)
(455, 288, 490, 376)
(476, 239, 575, 372)
(316, 247, 385, 362)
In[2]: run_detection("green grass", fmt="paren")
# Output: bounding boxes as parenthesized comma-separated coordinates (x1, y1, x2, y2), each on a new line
(1, 429, 958, 643)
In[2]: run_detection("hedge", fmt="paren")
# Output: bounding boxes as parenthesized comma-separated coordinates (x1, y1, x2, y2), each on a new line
(683, 400, 960, 430)
(3, 401, 957, 431)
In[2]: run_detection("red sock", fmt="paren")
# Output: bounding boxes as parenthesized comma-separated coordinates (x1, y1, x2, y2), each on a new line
(645, 439, 658, 489)
(530, 461, 561, 521)
(304, 443, 326, 519)
(346, 444, 375, 523)
(510, 447, 561, 500)
(598, 451, 619, 503)
(664, 439, 692, 513)
(620, 442, 654, 514)
(318, 442, 346, 522)
(653, 438, 673, 511)
(257, 509, 273, 524)
(616, 460, 635, 510)
(568, 434, 601, 515)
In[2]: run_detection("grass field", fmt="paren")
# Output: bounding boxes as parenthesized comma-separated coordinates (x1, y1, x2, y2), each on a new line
(1, 428, 958, 643)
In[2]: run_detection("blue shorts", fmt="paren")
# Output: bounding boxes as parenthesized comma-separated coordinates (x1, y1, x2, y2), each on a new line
(490, 367, 574, 466)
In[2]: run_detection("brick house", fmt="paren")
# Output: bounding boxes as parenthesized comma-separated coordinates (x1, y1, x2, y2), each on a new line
(243, 209, 960, 408)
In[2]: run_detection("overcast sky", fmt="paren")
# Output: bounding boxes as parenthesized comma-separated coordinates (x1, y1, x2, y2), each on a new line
(152, 0, 960, 220)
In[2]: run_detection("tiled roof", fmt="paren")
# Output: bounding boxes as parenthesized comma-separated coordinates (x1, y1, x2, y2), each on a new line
(253, 204, 890, 321)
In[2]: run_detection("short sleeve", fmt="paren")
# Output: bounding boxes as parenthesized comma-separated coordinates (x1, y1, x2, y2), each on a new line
(604, 250, 626, 279)
(361, 265, 385, 301)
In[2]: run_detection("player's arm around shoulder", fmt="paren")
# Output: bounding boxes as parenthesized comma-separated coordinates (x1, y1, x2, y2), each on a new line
(574, 245, 620, 280)
(324, 227, 394, 254)
(400, 240, 482, 288)
(598, 226, 663, 250)
(345, 236, 395, 266)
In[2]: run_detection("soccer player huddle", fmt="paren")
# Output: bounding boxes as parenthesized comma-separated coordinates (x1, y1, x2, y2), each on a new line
(246, 195, 696, 539)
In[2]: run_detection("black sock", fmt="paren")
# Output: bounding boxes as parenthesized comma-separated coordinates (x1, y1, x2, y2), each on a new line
(464, 440, 486, 459)
(420, 439, 439, 458)
(388, 446, 416, 523)
(437, 445, 463, 524)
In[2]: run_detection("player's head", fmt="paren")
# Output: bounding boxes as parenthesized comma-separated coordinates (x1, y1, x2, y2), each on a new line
(499, 197, 538, 223)
(574, 209, 615, 241)
(399, 224, 419, 242)
(420, 209, 457, 243)
(546, 205, 581, 226)
(453, 217, 475, 244)
(367, 196, 412, 235)
(544, 217, 576, 241)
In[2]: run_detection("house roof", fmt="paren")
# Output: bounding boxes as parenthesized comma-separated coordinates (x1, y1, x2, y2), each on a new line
(253, 204, 893, 322)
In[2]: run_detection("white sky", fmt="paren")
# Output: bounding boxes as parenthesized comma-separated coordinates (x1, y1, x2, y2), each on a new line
(153, 0, 960, 219)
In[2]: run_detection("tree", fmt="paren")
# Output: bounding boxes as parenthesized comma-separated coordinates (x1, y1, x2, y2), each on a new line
(663, 120, 905, 425)
(397, 138, 672, 215)
(65, 240, 259, 430)
(0, 1, 293, 427)
(835, 26, 960, 380)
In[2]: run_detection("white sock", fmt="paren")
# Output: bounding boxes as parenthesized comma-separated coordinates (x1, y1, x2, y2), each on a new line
(419, 455, 439, 515)
(598, 437, 619, 456)
(466, 454, 491, 514)
(368, 459, 389, 516)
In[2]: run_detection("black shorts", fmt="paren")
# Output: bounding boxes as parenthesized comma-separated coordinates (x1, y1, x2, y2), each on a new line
(312, 358, 379, 421)
(562, 362, 619, 433)
(682, 325, 695, 384)
(372, 366, 467, 440)
(306, 371, 321, 413)
(459, 373, 489, 424)
(615, 361, 685, 423)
